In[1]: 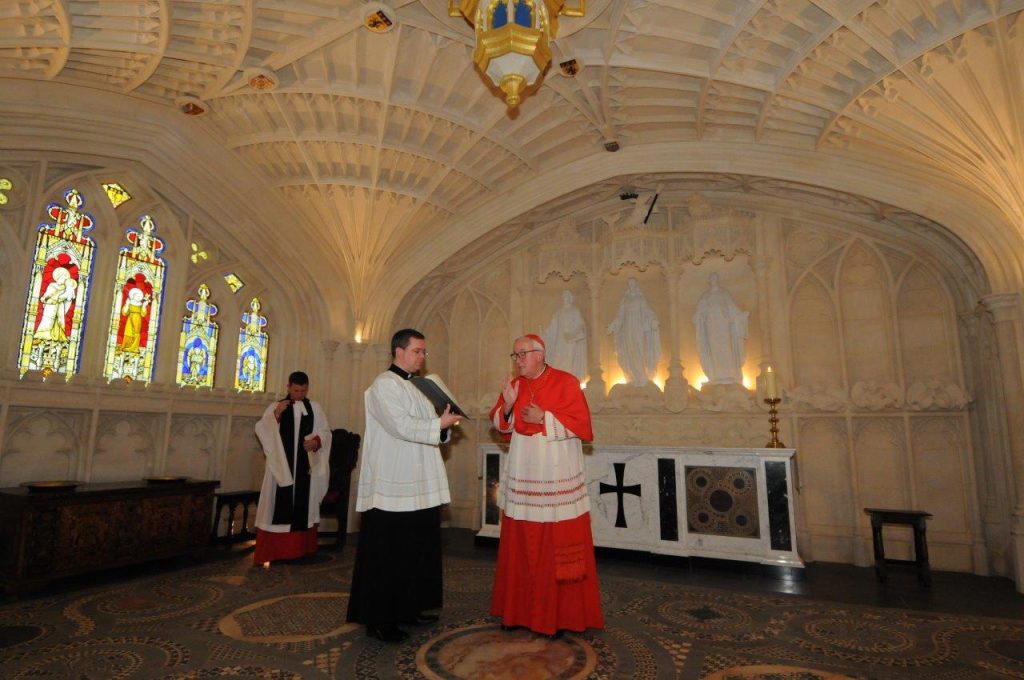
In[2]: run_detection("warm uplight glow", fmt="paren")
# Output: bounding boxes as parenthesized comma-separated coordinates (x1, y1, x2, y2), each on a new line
(579, 381, 587, 390)
(652, 375, 666, 390)
(354, 320, 365, 344)
(742, 372, 754, 390)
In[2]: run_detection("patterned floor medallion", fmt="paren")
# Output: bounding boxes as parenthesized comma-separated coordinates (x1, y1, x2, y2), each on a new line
(218, 592, 357, 643)
(413, 624, 598, 679)
(703, 664, 862, 679)
(85, 578, 224, 624)
(0, 624, 48, 648)
(802, 615, 915, 654)
(5, 636, 189, 680)
(161, 666, 303, 679)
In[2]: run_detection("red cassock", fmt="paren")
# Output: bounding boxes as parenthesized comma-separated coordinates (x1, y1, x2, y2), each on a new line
(488, 366, 604, 635)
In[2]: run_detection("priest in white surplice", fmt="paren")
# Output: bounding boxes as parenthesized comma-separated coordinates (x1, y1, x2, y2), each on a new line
(346, 328, 461, 643)
(253, 371, 332, 565)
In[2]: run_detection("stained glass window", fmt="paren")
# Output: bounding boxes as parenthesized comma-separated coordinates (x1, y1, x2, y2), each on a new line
(17, 188, 97, 380)
(101, 182, 131, 208)
(223, 272, 245, 293)
(190, 242, 208, 263)
(102, 215, 167, 384)
(176, 284, 219, 387)
(235, 297, 268, 392)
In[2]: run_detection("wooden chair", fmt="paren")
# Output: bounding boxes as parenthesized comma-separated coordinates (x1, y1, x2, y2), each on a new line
(319, 428, 360, 548)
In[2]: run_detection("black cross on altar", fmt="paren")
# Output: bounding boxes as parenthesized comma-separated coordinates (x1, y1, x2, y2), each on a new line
(599, 462, 642, 528)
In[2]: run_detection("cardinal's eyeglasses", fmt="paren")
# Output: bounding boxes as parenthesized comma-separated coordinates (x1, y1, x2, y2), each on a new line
(509, 349, 542, 359)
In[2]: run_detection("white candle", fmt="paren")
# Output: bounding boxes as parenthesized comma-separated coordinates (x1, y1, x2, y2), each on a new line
(764, 365, 779, 400)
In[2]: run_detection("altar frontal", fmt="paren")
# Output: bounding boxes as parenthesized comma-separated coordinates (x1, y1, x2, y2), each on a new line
(479, 445, 801, 568)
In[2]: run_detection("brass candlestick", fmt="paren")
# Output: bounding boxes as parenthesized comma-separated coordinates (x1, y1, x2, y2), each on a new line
(764, 397, 785, 448)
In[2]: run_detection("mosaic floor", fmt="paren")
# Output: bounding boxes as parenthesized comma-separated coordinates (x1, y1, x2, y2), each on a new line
(1, 545, 1023, 679)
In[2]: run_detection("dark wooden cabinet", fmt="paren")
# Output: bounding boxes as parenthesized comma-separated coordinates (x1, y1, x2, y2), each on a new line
(0, 479, 219, 595)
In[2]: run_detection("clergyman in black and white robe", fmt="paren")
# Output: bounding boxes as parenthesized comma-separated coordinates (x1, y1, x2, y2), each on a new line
(253, 371, 332, 564)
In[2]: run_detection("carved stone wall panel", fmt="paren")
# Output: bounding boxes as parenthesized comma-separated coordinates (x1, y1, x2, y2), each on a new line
(430, 285, 511, 416)
(166, 414, 221, 480)
(92, 412, 162, 482)
(877, 244, 913, 281)
(852, 417, 910, 512)
(593, 415, 767, 449)
(424, 314, 451, 396)
(795, 418, 854, 539)
(911, 416, 969, 534)
(673, 213, 754, 265)
(479, 305, 512, 411)
(532, 240, 591, 283)
(224, 416, 262, 492)
(839, 242, 897, 385)
(789, 275, 842, 390)
(602, 230, 669, 274)
(811, 250, 844, 285)
(451, 292, 483, 412)
(898, 263, 957, 385)
(784, 225, 839, 271)
(479, 260, 514, 304)
(447, 427, 483, 524)
(0, 408, 89, 485)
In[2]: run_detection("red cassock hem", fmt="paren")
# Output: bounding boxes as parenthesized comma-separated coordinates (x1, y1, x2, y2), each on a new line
(253, 525, 319, 564)
(490, 513, 604, 635)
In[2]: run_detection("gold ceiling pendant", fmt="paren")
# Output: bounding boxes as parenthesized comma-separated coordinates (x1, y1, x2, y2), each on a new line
(450, 0, 584, 108)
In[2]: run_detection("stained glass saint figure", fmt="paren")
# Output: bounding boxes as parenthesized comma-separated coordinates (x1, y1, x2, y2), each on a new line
(176, 284, 219, 387)
(235, 297, 268, 392)
(102, 215, 167, 384)
(17, 188, 97, 380)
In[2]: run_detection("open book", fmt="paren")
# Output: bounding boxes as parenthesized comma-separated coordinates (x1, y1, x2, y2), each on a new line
(411, 373, 468, 418)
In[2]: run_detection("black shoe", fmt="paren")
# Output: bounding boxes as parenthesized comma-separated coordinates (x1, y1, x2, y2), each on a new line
(545, 630, 564, 640)
(366, 624, 408, 642)
(402, 612, 439, 625)
(500, 624, 516, 632)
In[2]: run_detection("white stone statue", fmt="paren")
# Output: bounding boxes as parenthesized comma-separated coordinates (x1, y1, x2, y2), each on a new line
(543, 290, 588, 380)
(606, 278, 662, 385)
(693, 272, 749, 385)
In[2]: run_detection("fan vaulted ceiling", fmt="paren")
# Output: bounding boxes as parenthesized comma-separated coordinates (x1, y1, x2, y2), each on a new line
(2, 0, 1023, 340)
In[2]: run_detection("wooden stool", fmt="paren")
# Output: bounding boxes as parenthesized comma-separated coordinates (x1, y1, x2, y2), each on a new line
(863, 508, 933, 586)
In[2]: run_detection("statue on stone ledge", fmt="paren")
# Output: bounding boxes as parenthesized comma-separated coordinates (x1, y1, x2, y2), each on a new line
(694, 272, 748, 386)
(606, 278, 662, 386)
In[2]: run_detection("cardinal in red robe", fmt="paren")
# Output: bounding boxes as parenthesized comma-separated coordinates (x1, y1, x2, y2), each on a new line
(489, 333, 604, 636)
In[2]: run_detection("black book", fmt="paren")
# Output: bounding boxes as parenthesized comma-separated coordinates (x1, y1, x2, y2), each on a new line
(410, 374, 468, 418)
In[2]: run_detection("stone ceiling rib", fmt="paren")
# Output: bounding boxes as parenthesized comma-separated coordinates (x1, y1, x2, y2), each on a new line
(815, 0, 1024, 146)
